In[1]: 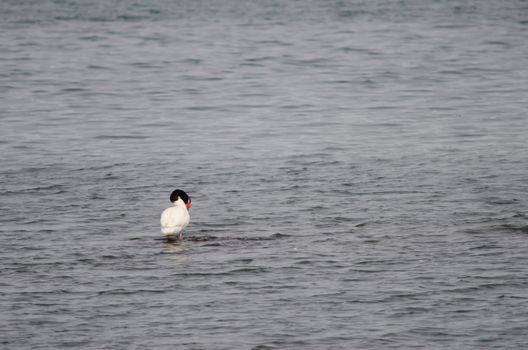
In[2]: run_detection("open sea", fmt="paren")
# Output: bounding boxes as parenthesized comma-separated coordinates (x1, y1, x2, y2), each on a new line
(1, 1, 528, 349)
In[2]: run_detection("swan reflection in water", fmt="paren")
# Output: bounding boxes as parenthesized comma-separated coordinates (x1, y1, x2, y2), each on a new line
(161, 236, 189, 255)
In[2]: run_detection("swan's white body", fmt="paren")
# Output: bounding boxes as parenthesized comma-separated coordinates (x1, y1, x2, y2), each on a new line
(160, 198, 190, 237)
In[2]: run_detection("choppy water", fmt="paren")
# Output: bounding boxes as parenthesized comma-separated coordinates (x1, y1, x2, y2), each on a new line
(1, 1, 528, 349)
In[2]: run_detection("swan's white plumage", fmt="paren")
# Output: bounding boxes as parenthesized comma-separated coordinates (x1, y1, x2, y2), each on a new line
(160, 198, 190, 236)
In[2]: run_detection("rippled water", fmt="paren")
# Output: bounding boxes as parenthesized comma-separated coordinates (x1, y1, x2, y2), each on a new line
(2, 1, 528, 349)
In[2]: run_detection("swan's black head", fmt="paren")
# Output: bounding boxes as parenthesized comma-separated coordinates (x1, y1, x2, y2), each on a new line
(170, 189, 191, 208)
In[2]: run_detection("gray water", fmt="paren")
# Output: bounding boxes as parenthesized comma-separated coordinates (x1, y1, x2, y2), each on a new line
(1, 1, 528, 349)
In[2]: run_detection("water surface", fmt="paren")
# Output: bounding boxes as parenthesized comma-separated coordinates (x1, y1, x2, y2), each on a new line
(1, 1, 528, 349)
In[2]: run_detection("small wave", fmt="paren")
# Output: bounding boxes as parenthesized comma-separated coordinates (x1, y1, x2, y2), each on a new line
(469, 244, 501, 251)
(171, 267, 268, 278)
(1, 183, 65, 195)
(93, 135, 148, 140)
(152, 233, 290, 244)
(500, 224, 528, 234)
(464, 223, 528, 235)
(484, 197, 519, 205)
(186, 232, 290, 242)
(72, 163, 129, 172)
(80, 35, 105, 41)
(97, 288, 165, 295)
(251, 345, 275, 350)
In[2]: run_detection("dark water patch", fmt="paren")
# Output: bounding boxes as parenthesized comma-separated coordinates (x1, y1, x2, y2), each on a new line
(244, 56, 277, 63)
(151, 233, 292, 246)
(100, 253, 135, 260)
(294, 259, 315, 266)
(251, 344, 276, 350)
(97, 288, 166, 295)
(202, 242, 222, 247)
(483, 40, 513, 49)
(464, 223, 528, 235)
(86, 64, 110, 70)
(439, 69, 463, 75)
(116, 14, 148, 22)
(170, 267, 268, 278)
(255, 39, 292, 46)
(389, 306, 432, 317)
(79, 35, 106, 41)
(185, 105, 221, 111)
(279, 103, 315, 110)
(448, 282, 528, 294)
(6, 289, 84, 296)
(74, 258, 97, 265)
(484, 197, 519, 205)
(127, 62, 163, 69)
(469, 244, 502, 251)
(339, 46, 381, 55)
(179, 58, 202, 65)
(180, 75, 223, 82)
(173, 232, 291, 243)
(498, 224, 528, 234)
(93, 135, 148, 140)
